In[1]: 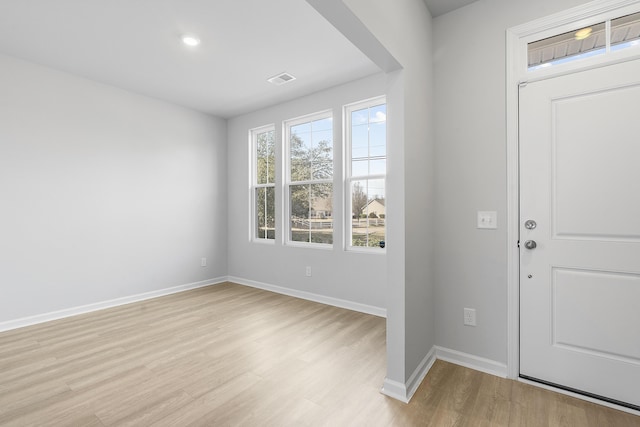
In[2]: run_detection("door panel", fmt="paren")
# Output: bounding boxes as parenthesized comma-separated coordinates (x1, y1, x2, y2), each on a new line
(553, 267, 640, 361)
(519, 59, 640, 409)
(552, 84, 640, 240)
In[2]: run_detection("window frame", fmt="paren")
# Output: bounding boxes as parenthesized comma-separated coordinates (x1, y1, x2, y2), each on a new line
(344, 96, 387, 253)
(517, 4, 640, 81)
(250, 124, 276, 243)
(284, 110, 334, 248)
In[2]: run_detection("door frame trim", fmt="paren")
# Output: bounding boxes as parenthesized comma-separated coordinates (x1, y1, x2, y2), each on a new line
(505, 0, 640, 380)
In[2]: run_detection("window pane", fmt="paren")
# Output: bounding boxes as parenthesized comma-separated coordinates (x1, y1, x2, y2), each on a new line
(257, 134, 267, 184)
(256, 130, 275, 185)
(346, 99, 386, 250)
(313, 153, 333, 180)
(310, 184, 333, 244)
(313, 129, 332, 144)
(290, 131, 312, 182)
(290, 184, 310, 242)
(291, 122, 311, 136)
(287, 114, 333, 246)
(351, 180, 368, 220)
(369, 104, 386, 123)
(312, 117, 333, 131)
(370, 159, 386, 175)
(367, 178, 385, 201)
(266, 131, 275, 183)
(352, 108, 368, 125)
(351, 179, 385, 248)
(352, 159, 368, 177)
(290, 116, 333, 183)
(528, 22, 606, 70)
(256, 186, 275, 240)
(611, 12, 640, 51)
(370, 122, 386, 157)
(351, 105, 386, 162)
(352, 124, 369, 159)
(290, 183, 333, 244)
(311, 129, 333, 180)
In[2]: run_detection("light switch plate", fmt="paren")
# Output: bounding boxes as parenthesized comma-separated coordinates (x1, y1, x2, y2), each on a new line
(477, 211, 497, 229)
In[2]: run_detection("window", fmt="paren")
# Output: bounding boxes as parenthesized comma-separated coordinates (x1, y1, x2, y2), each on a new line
(528, 11, 640, 71)
(285, 112, 333, 245)
(251, 125, 275, 241)
(611, 12, 640, 50)
(345, 97, 386, 250)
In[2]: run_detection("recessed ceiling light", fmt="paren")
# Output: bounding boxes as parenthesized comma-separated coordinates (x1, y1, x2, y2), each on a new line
(181, 34, 201, 47)
(574, 27, 593, 40)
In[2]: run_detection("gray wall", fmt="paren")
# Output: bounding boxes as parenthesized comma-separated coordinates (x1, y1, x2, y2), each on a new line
(226, 73, 388, 311)
(0, 53, 227, 323)
(345, 0, 435, 386)
(0, 0, 603, 390)
(432, 0, 590, 364)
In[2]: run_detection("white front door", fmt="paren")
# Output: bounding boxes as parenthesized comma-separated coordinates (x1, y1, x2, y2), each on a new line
(519, 58, 640, 409)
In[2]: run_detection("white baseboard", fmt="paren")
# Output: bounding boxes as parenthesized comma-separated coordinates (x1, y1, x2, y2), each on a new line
(435, 346, 508, 378)
(227, 276, 387, 318)
(381, 346, 505, 404)
(383, 345, 639, 418)
(381, 346, 437, 403)
(0, 277, 227, 333)
(407, 347, 437, 399)
(381, 378, 411, 403)
(1, 275, 385, 333)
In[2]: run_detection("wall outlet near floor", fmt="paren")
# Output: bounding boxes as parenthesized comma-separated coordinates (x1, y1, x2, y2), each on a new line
(201, 257, 207, 267)
(464, 308, 476, 326)
(305, 266, 312, 277)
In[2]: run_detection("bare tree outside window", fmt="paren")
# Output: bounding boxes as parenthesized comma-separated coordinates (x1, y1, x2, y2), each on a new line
(351, 181, 368, 219)
(287, 115, 333, 245)
(253, 127, 275, 240)
(346, 98, 386, 249)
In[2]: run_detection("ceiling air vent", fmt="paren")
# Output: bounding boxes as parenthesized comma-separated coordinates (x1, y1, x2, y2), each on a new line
(267, 72, 296, 86)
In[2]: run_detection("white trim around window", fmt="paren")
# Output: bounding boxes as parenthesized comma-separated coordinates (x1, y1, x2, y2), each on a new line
(344, 96, 387, 253)
(250, 124, 276, 243)
(284, 110, 334, 248)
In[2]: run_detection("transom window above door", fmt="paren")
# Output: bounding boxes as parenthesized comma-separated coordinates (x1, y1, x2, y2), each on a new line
(528, 11, 640, 71)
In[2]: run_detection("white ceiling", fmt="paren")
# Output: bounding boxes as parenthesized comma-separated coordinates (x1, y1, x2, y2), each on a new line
(423, 0, 479, 17)
(0, 0, 380, 118)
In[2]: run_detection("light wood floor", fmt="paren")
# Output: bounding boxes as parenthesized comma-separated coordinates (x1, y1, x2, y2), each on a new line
(0, 282, 638, 426)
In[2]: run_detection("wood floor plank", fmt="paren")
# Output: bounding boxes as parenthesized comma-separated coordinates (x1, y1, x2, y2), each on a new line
(0, 378, 71, 416)
(0, 282, 638, 426)
(96, 389, 194, 426)
(151, 372, 264, 426)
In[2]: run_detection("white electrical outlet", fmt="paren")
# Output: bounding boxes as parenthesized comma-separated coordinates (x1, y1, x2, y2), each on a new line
(201, 258, 207, 267)
(464, 308, 476, 326)
(305, 266, 312, 277)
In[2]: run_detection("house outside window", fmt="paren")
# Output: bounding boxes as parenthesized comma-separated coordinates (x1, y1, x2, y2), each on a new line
(285, 112, 333, 246)
(345, 97, 386, 250)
